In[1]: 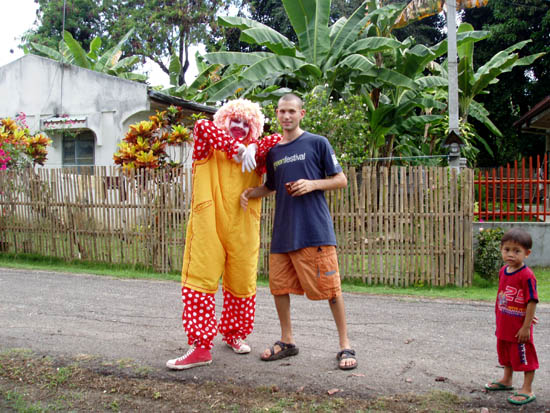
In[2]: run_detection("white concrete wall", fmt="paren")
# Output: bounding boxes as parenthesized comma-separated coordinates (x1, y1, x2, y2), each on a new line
(473, 222, 550, 267)
(0, 54, 152, 167)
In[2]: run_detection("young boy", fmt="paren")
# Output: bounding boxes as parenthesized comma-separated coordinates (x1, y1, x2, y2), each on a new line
(484, 228, 538, 406)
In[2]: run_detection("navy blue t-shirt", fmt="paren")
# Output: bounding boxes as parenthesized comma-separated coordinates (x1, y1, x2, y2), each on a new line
(265, 131, 343, 253)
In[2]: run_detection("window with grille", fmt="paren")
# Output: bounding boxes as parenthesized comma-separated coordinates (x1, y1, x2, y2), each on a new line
(62, 130, 95, 167)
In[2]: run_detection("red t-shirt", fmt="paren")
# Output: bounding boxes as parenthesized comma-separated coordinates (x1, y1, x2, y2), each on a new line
(495, 265, 538, 342)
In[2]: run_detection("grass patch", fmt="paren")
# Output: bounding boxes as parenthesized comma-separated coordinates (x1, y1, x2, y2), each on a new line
(1, 252, 548, 303)
(0, 252, 180, 282)
(3, 390, 47, 413)
(341, 269, 550, 302)
(0, 350, 472, 412)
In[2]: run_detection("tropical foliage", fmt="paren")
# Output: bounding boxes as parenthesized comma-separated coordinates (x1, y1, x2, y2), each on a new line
(113, 106, 195, 172)
(192, 0, 544, 166)
(20, 0, 548, 167)
(24, 0, 248, 87)
(474, 226, 504, 280)
(262, 92, 371, 166)
(0, 114, 52, 170)
(29, 29, 146, 82)
(462, 0, 550, 165)
(23, 0, 107, 52)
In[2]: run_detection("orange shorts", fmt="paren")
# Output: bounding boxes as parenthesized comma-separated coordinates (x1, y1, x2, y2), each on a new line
(269, 246, 341, 300)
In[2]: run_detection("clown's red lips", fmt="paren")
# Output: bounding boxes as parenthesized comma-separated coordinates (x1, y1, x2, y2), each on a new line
(230, 127, 247, 139)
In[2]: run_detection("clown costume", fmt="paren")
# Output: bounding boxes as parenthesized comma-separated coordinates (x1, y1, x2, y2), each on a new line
(167, 99, 280, 370)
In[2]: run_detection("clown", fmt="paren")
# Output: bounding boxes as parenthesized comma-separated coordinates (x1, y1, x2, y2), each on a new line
(166, 99, 280, 370)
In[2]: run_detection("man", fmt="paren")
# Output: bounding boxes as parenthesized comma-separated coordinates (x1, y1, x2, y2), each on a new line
(166, 99, 280, 370)
(240, 93, 357, 370)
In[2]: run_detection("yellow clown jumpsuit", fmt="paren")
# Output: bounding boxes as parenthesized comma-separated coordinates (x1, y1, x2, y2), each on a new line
(181, 119, 280, 349)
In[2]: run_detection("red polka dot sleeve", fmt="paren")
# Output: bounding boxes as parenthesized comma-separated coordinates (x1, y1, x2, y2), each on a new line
(253, 133, 282, 175)
(192, 119, 239, 161)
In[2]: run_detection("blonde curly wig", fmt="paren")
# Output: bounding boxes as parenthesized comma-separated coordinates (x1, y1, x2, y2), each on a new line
(213, 98, 265, 141)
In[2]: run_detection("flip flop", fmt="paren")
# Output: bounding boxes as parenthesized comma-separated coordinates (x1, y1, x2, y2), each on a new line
(336, 349, 357, 370)
(484, 381, 514, 391)
(507, 393, 536, 405)
(260, 341, 299, 361)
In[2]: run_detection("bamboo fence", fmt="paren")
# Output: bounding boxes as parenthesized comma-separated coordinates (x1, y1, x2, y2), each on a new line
(0, 165, 473, 286)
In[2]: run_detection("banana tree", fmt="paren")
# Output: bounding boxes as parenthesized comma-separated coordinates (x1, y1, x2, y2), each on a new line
(330, 7, 495, 159)
(30, 29, 146, 82)
(198, 0, 373, 102)
(428, 23, 545, 136)
(337, 34, 450, 158)
(158, 50, 229, 102)
(199, 0, 508, 161)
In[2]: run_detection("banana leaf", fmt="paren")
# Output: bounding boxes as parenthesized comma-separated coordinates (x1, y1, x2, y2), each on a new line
(30, 43, 65, 62)
(282, 0, 331, 65)
(96, 28, 135, 72)
(204, 51, 273, 66)
(169, 53, 182, 86)
(240, 27, 296, 56)
(63, 31, 91, 69)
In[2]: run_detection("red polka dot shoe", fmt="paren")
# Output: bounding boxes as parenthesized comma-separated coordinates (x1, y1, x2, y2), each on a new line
(226, 338, 251, 354)
(166, 345, 212, 370)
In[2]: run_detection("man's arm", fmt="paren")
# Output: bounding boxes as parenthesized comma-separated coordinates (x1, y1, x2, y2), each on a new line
(287, 172, 347, 197)
(240, 184, 275, 210)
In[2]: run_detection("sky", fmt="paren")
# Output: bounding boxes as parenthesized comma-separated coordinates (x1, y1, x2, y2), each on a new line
(0, 1, 202, 88)
(0, 1, 38, 67)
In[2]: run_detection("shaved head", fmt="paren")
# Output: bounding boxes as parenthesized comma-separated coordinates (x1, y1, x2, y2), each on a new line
(278, 93, 303, 109)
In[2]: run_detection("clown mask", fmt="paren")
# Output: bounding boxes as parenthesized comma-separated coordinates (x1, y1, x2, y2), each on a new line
(228, 117, 250, 141)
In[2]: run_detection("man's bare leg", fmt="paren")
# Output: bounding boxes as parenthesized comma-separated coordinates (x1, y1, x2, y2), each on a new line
(262, 294, 294, 358)
(329, 295, 356, 369)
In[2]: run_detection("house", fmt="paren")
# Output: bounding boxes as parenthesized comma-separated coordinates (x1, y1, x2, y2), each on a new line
(0, 54, 215, 168)
(513, 95, 550, 153)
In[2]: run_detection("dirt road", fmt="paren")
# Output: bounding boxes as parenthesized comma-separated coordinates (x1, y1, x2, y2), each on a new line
(1, 268, 548, 411)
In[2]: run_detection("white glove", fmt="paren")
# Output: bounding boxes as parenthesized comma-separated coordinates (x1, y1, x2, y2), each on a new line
(233, 143, 246, 163)
(242, 144, 257, 173)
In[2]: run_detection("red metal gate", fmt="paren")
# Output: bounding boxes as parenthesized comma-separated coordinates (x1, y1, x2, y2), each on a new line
(475, 155, 550, 221)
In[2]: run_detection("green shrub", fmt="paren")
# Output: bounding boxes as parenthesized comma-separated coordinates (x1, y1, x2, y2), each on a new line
(474, 227, 504, 280)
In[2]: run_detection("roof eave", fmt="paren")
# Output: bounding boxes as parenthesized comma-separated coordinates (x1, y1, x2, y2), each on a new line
(147, 90, 217, 115)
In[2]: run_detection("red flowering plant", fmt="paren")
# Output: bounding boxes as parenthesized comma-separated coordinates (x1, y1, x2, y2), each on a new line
(114, 106, 196, 173)
(0, 113, 52, 169)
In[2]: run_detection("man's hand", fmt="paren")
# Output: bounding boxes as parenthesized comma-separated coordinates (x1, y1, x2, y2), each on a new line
(286, 179, 315, 197)
(286, 173, 347, 196)
(242, 144, 257, 173)
(240, 188, 253, 210)
(240, 185, 274, 210)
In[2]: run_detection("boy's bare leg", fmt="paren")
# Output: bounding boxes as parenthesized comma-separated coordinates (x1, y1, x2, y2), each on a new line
(509, 370, 535, 402)
(486, 365, 513, 389)
(328, 295, 356, 368)
(262, 294, 294, 358)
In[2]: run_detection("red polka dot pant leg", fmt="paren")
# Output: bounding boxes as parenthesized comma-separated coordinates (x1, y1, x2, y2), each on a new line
(181, 287, 217, 350)
(219, 290, 256, 344)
